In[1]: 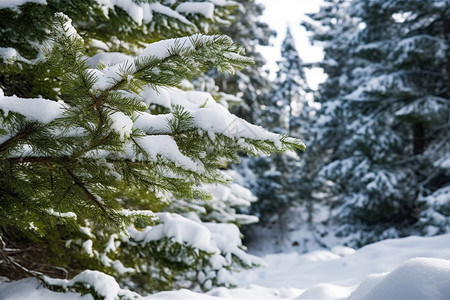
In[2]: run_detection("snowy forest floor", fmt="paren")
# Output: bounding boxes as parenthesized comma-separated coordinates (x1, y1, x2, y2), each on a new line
(2, 233, 450, 300)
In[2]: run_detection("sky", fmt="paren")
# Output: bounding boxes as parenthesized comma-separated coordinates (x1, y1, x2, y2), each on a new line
(255, 0, 326, 89)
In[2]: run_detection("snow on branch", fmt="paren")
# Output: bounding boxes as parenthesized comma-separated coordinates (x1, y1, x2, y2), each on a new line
(0, 0, 46, 10)
(43, 270, 139, 300)
(132, 135, 203, 172)
(0, 89, 65, 123)
(0, 47, 32, 64)
(176, 2, 215, 19)
(89, 33, 251, 93)
(129, 212, 215, 252)
(150, 2, 193, 25)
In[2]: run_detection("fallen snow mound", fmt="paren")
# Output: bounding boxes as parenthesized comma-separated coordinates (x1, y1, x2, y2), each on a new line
(2, 234, 450, 299)
(349, 257, 450, 300)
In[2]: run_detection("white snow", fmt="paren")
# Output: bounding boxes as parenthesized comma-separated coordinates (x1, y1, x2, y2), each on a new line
(109, 111, 133, 139)
(111, 0, 145, 25)
(391, 35, 446, 65)
(149, 3, 193, 25)
(3, 233, 450, 299)
(118, 209, 155, 218)
(0, 89, 65, 123)
(125, 212, 262, 284)
(134, 112, 173, 134)
(82, 240, 94, 257)
(211, 183, 254, 207)
(0, 278, 92, 300)
(348, 257, 450, 300)
(141, 86, 172, 108)
(86, 52, 130, 68)
(395, 95, 448, 124)
(93, 1, 192, 25)
(0, 47, 31, 64)
(128, 212, 215, 252)
(45, 208, 77, 219)
(423, 185, 450, 207)
(88, 39, 110, 51)
(54, 12, 83, 41)
(43, 270, 139, 300)
(435, 154, 450, 169)
(345, 72, 414, 101)
(205, 222, 263, 267)
(88, 0, 236, 26)
(138, 86, 217, 110)
(133, 135, 202, 172)
(233, 234, 450, 299)
(0, 0, 46, 9)
(193, 108, 286, 150)
(176, 2, 215, 19)
(90, 34, 220, 92)
(140, 34, 214, 59)
(209, 0, 238, 6)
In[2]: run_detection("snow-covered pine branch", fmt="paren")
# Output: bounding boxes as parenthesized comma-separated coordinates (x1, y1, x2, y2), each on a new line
(0, 1, 304, 296)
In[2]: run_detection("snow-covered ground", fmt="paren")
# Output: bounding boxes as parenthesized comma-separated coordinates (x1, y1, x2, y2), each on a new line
(2, 234, 450, 300)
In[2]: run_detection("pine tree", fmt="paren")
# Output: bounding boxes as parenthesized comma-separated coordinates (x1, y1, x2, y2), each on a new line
(302, 0, 362, 154)
(202, 0, 276, 125)
(169, 0, 275, 248)
(307, 0, 450, 246)
(0, 1, 304, 297)
(190, 0, 282, 243)
(239, 27, 311, 250)
(299, 0, 364, 246)
(263, 27, 310, 135)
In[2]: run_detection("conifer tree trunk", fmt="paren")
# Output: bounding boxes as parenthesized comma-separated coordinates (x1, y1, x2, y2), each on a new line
(413, 123, 425, 155)
(277, 205, 287, 251)
(443, 18, 450, 98)
(288, 84, 292, 136)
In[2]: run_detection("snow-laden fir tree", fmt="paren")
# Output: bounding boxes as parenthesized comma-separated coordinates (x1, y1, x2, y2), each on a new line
(307, 0, 450, 246)
(262, 26, 310, 135)
(164, 0, 276, 254)
(303, 0, 361, 102)
(192, 0, 279, 231)
(237, 27, 312, 250)
(194, 0, 275, 125)
(0, 1, 304, 297)
(299, 0, 365, 246)
(302, 0, 363, 163)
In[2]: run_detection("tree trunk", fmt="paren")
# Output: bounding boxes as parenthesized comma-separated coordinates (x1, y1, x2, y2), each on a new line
(277, 206, 287, 252)
(288, 84, 292, 136)
(443, 19, 450, 97)
(413, 123, 425, 155)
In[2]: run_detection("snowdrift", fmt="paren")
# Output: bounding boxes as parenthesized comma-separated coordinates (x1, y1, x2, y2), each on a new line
(2, 234, 450, 299)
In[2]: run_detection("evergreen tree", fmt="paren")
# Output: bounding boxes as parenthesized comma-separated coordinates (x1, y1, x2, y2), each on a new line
(299, 0, 364, 246)
(307, 0, 450, 246)
(202, 0, 276, 125)
(263, 27, 310, 135)
(302, 0, 362, 156)
(239, 27, 311, 250)
(0, 1, 304, 297)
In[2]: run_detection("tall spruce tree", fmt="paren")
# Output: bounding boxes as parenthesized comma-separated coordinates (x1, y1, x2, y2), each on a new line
(0, 1, 304, 297)
(262, 27, 310, 135)
(300, 0, 364, 246)
(240, 27, 311, 250)
(302, 0, 362, 158)
(307, 0, 450, 246)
